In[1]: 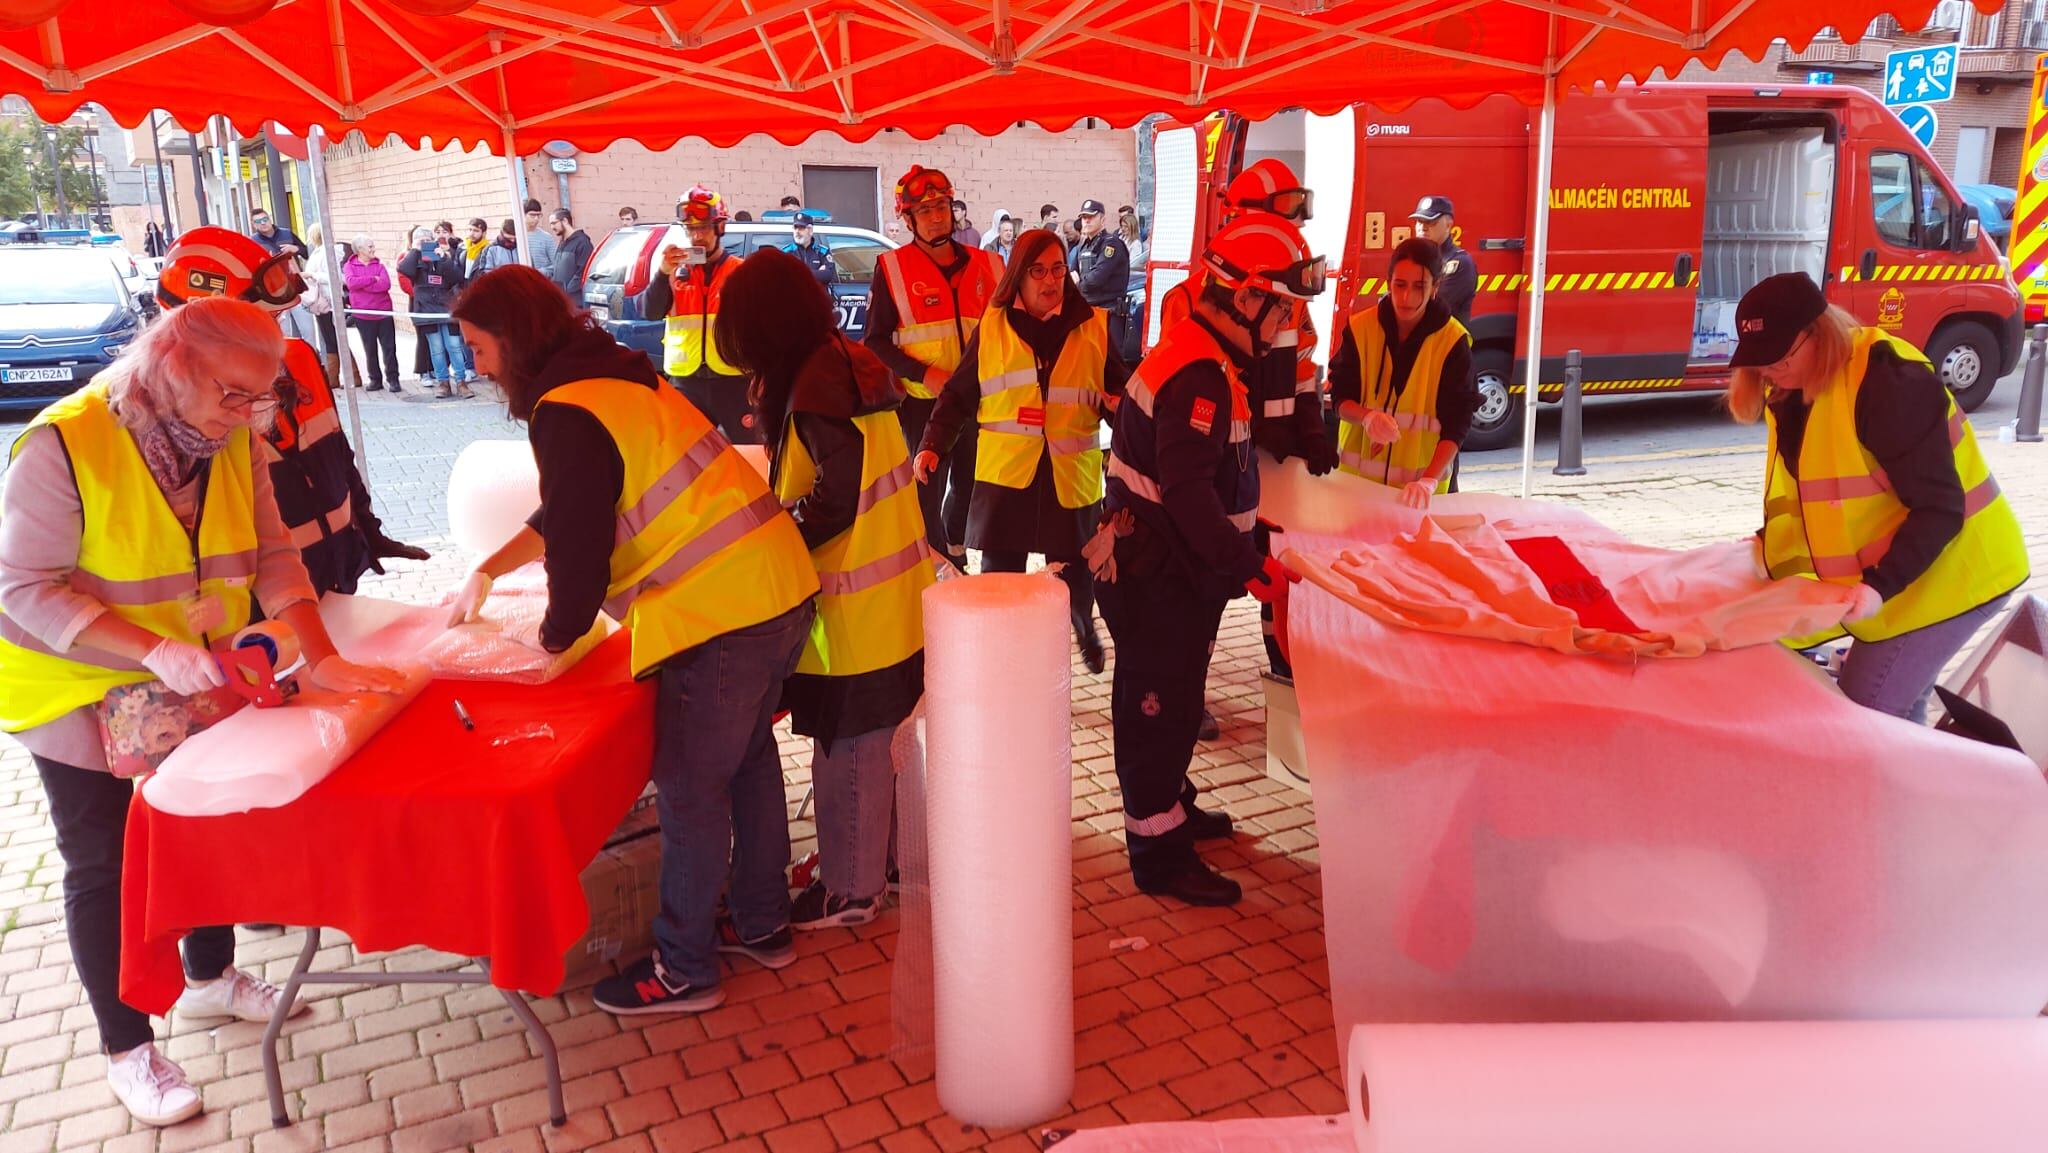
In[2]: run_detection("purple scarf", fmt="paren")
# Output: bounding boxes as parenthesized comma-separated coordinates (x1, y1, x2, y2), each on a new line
(135, 419, 229, 493)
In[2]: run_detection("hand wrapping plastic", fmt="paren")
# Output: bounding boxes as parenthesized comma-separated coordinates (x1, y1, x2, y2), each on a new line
(1400, 479, 1435, 510)
(446, 571, 493, 627)
(144, 638, 228, 696)
(310, 656, 408, 694)
(426, 564, 614, 684)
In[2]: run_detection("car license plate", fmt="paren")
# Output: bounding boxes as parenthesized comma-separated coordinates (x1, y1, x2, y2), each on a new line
(0, 366, 73, 384)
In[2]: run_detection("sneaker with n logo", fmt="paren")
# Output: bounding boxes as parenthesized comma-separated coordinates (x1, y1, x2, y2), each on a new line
(593, 953, 724, 1015)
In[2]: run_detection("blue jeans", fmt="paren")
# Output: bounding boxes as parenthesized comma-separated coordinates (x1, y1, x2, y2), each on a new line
(1837, 595, 2008, 722)
(650, 601, 814, 988)
(422, 324, 468, 383)
(813, 726, 898, 902)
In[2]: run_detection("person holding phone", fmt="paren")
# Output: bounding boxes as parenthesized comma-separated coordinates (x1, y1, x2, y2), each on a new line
(398, 226, 471, 398)
(639, 186, 755, 442)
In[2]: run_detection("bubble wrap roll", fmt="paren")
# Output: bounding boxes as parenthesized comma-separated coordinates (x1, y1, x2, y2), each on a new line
(923, 573, 1073, 1128)
(447, 440, 540, 558)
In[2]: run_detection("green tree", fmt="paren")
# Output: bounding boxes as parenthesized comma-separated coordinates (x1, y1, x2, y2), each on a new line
(0, 116, 104, 221)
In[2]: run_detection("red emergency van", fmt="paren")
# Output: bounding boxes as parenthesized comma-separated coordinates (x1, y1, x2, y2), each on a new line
(1145, 84, 2020, 450)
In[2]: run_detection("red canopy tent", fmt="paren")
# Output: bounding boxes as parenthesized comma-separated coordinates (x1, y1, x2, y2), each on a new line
(0, 0, 1997, 486)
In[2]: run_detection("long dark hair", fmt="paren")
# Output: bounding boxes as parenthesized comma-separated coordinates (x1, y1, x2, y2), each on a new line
(712, 247, 838, 433)
(449, 264, 588, 420)
(992, 229, 1067, 311)
(1387, 236, 1441, 283)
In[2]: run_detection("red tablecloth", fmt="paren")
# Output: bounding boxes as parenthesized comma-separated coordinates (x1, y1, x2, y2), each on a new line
(120, 631, 654, 1015)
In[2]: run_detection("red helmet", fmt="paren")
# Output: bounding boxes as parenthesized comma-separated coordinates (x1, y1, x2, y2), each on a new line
(1225, 159, 1313, 223)
(679, 186, 728, 227)
(894, 165, 954, 216)
(158, 226, 305, 312)
(1202, 215, 1326, 301)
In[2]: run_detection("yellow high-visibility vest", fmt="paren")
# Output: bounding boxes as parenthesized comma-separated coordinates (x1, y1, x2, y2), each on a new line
(535, 378, 818, 676)
(972, 307, 1109, 509)
(877, 244, 1002, 398)
(1336, 306, 1468, 492)
(1762, 328, 2028, 645)
(0, 384, 258, 731)
(662, 257, 743, 377)
(773, 408, 931, 677)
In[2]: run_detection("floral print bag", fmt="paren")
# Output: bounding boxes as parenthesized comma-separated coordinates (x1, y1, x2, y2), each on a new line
(95, 681, 248, 779)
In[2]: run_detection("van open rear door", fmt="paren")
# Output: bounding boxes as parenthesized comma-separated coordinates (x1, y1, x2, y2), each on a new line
(1524, 90, 1708, 393)
(1144, 113, 1239, 351)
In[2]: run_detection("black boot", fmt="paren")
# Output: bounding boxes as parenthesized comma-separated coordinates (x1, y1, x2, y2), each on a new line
(1077, 624, 1106, 675)
(1135, 854, 1241, 907)
(1196, 709, 1220, 741)
(1186, 806, 1234, 841)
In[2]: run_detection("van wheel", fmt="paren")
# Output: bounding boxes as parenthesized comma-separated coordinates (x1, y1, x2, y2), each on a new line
(1462, 347, 1521, 452)
(1927, 321, 1999, 411)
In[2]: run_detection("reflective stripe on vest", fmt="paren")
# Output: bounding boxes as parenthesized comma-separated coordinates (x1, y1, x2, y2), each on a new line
(0, 384, 258, 731)
(879, 245, 1001, 398)
(1336, 308, 1467, 495)
(773, 402, 931, 677)
(663, 258, 743, 377)
(1107, 319, 1256, 536)
(536, 377, 817, 676)
(1761, 327, 2029, 645)
(972, 307, 1110, 509)
(286, 501, 354, 551)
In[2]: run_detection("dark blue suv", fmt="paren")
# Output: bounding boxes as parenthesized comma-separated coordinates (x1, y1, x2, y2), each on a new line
(0, 243, 145, 415)
(582, 221, 894, 371)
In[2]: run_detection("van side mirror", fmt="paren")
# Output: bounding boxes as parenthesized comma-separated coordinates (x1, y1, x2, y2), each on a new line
(1954, 203, 1981, 254)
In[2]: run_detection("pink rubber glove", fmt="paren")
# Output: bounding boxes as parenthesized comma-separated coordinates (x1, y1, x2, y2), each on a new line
(1400, 479, 1434, 510)
(1364, 410, 1401, 446)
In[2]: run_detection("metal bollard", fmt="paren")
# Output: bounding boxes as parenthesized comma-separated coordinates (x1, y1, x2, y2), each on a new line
(1553, 348, 1588, 476)
(2017, 323, 2046, 444)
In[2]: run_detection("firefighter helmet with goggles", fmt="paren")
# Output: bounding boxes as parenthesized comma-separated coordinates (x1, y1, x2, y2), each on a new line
(1202, 215, 1326, 301)
(157, 226, 306, 313)
(1224, 159, 1313, 223)
(679, 186, 729, 227)
(894, 165, 954, 216)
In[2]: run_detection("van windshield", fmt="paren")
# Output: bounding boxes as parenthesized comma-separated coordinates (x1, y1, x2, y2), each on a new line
(0, 250, 122, 305)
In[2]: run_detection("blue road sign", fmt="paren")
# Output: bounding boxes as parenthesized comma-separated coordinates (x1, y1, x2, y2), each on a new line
(1898, 103, 1940, 148)
(1808, 71, 1834, 85)
(1885, 44, 1957, 107)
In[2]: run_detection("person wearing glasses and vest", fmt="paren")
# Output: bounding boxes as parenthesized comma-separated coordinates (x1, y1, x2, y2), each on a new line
(155, 228, 429, 597)
(865, 166, 1005, 567)
(1726, 272, 2028, 721)
(448, 266, 819, 1015)
(642, 186, 756, 442)
(1157, 161, 1335, 476)
(1084, 215, 1325, 907)
(913, 228, 1129, 674)
(715, 248, 933, 931)
(0, 298, 407, 1128)
(1329, 237, 1479, 511)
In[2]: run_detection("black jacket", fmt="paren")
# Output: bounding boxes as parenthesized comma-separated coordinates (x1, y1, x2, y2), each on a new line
(1437, 240, 1477, 326)
(397, 243, 463, 321)
(1070, 231, 1130, 307)
(1328, 295, 1480, 449)
(550, 229, 595, 299)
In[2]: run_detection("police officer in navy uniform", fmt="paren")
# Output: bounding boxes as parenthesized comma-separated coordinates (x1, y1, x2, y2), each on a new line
(783, 212, 836, 286)
(1070, 199, 1132, 350)
(1085, 214, 1325, 906)
(1411, 195, 1476, 326)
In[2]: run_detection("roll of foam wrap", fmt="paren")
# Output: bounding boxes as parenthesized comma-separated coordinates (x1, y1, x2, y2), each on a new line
(447, 440, 541, 558)
(924, 574, 1072, 1127)
(1346, 1021, 2048, 1153)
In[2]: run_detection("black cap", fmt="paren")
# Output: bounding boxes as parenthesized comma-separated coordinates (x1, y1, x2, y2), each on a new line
(792, 212, 816, 227)
(1410, 195, 1455, 222)
(1079, 199, 1106, 217)
(1729, 272, 1828, 368)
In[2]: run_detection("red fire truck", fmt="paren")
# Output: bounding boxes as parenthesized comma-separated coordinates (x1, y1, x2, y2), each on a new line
(1144, 84, 2020, 450)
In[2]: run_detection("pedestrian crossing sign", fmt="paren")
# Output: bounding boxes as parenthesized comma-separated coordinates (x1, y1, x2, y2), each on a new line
(1885, 44, 1957, 108)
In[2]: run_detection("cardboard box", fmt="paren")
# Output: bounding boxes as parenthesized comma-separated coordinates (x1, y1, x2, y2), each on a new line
(559, 786, 662, 989)
(1261, 674, 1310, 795)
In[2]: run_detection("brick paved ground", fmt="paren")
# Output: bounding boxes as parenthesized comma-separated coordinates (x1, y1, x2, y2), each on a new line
(3, 386, 2045, 1153)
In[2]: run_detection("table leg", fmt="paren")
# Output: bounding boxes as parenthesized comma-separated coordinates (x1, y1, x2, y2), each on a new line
(266, 926, 323, 1128)
(482, 961, 567, 1127)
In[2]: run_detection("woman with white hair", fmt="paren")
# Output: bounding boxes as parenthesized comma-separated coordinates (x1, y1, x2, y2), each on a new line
(343, 233, 403, 391)
(0, 297, 405, 1127)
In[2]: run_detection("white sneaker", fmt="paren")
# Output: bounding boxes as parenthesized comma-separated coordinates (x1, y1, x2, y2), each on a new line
(173, 967, 309, 1024)
(106, 1043, 202, 1127)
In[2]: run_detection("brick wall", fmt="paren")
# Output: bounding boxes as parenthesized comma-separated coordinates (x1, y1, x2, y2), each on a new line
(321, 134, 517, 256)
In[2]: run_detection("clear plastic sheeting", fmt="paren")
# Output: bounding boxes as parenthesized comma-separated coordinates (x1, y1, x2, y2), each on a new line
(1347, 1021, 2048, 1153)
(1041, 1115, 1357, 1153)
(140, 596, 441, 817)
(888, 703, 935, 1080)
(425, 564, 615, 684)
(1282, 490, 2048, 1044)
(447, 439, 541, 558)
(923, 573, 1073, 1128)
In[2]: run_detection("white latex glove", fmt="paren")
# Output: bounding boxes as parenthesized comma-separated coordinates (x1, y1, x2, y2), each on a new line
(143, 637, 228, 696)
(310, 656, 408, 695)
(446, 570, 493, 627)
(1400, 479, 1434, 510)
(1364, 410, 1401, 446)
(1842, 583, 1884, 624)
(1749, 536, 1771, 581)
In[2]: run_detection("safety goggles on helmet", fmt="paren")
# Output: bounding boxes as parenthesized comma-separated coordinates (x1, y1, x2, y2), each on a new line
(1207, 249, 1328, 300)
(896, 166, 953, 212)
(679, 186, 727, 226)
(244, 251, 307, 308)
(1234, 186, 1314, 223)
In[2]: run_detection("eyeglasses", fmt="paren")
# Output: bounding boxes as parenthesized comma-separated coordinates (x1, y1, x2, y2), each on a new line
(1765, 333, 1811, 376)
(1024, 262, 1067, 281)
(216, 377, 281, 414)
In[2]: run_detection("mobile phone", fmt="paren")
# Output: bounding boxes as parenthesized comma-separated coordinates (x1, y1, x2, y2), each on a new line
(682, 245, 708, 266)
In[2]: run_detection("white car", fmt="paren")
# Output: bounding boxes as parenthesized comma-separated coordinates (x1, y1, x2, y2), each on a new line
(102, 248, 160, 318)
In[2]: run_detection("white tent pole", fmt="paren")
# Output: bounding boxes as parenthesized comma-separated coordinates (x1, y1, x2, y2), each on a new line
(307, 124, 369, 484)
(1520, 28, 1559, 499)
(504, 126, 530, 265)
